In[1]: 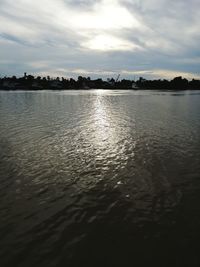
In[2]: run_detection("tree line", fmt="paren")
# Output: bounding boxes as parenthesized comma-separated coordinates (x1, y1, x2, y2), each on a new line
(0, 73, 200, 90)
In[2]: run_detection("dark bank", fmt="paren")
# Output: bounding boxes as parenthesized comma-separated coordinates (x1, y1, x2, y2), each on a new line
(1, 72, 200, 90)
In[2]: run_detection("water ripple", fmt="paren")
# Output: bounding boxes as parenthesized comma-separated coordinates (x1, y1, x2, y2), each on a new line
(0, 90, 200, 266)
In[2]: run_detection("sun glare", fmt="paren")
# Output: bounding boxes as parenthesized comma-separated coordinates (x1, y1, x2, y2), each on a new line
(83, 34, 140, 51)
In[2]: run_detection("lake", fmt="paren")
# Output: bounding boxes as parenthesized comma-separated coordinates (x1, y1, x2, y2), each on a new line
(0, 90, 200, 266)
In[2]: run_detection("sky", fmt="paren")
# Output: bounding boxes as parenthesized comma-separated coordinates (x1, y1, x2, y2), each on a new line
(0, 0, 200, 80)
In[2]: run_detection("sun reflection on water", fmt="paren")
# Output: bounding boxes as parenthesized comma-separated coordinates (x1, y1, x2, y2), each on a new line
(92, 93, 115, 146)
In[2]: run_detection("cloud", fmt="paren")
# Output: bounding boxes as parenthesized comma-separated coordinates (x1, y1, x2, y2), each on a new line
(69, 0, 141, 30)
(122, 69, 200, 80)
(0, 0, 200, 79)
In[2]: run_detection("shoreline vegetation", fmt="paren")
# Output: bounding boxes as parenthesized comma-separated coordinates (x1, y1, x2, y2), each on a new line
(1, 73, 200, 90)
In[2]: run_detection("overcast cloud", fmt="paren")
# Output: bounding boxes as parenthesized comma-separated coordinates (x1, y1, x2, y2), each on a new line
(0, 0, 200, 79)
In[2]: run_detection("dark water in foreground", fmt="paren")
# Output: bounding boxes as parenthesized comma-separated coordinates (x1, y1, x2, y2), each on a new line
(0, 90, 200, 267)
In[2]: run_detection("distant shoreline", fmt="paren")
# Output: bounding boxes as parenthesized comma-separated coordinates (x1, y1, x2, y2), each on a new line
(1, 88, 200, 91)
(1, 74, 200, 90)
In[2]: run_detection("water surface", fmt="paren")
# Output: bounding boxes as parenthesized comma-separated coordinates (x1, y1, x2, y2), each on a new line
(0, 90, 200, 266)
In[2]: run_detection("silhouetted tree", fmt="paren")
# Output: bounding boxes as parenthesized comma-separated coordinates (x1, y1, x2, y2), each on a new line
(170, 76, 188, 89)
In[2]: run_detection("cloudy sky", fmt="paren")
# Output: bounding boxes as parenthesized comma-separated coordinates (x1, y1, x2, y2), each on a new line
(0, 0, 200, 79)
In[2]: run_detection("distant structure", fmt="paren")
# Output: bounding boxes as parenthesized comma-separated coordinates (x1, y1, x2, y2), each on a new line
(131, 76, 138, 89)
(24, 72, 27, 79)
(132, 82, 138, 89)
(115, 74, 120, 83)
(50, 80, 63, 89)
(107, 74, 120, 87)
